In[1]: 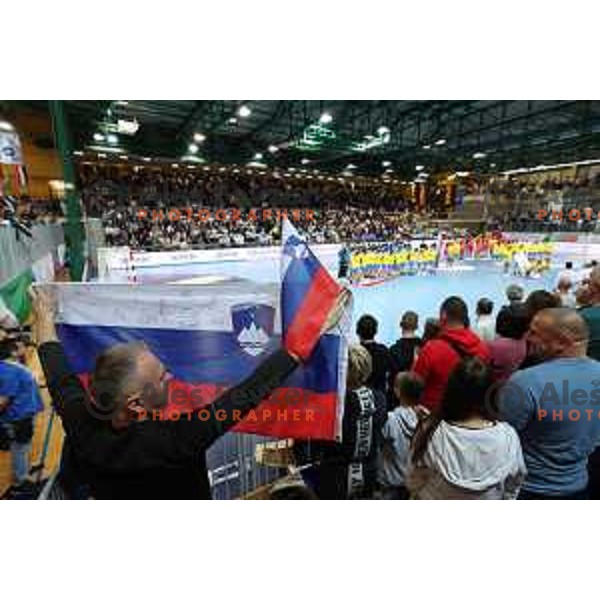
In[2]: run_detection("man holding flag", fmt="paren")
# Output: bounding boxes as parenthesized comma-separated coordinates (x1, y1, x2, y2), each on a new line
(32, 219, 351, 499)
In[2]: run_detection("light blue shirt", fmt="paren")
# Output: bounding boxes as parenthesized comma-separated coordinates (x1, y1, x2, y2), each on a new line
(499, 357, 600, 496)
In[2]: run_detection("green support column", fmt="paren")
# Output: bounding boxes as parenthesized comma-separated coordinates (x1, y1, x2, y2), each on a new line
(49, 100, 85, 281)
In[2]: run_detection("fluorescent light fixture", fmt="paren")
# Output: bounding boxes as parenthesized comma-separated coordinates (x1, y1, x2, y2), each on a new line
(382, 160, 391, 167)
(93, 133, 105, 142)
(346, 164, 357, 169)
(319, 112, 333, 124)
(473, 152, 486, 159)
(502, 157, 600, 176)
(228, 117, 238, 125)
(416, 165, 424, 171)
(188, 143, 199, 154)
(301, 158, 310, 165)
(254, 153, 263, 160)
(117, 119, 139, 135)
(423, 144, 431, 150)
(238, 105, 251, 118)
(268, 145, 278, 153)
(193, 133, 206, 143)
(435, 138, 446, 146)
(87, 145, 126, 154)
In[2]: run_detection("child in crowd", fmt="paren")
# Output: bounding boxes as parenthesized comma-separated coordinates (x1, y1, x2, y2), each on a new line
(407, 357, 526, 500)
(377, 372, 428, 499)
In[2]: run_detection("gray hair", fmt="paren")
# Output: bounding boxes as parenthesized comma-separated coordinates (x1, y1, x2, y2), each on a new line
(506, 284, 525, 303)
(91, 341, 149, 410)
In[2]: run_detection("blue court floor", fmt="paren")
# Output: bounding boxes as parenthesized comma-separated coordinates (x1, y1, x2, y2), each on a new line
(129, 257, 556, 345)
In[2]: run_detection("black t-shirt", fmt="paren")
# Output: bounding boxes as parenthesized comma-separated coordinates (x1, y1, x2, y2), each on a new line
(361, 340, 392, 394)
(389, 337, 421, 376)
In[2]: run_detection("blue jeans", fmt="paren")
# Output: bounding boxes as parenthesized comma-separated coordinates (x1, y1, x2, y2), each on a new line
(1, 418, 34, 485)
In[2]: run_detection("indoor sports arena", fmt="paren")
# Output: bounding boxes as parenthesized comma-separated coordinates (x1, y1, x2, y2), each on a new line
(1, 100, 600, 500)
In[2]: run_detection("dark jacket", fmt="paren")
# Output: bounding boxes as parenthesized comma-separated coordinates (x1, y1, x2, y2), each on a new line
(38, 341, 297, 499)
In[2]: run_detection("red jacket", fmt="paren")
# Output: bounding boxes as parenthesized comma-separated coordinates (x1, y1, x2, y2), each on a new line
(412, 327, 490, 410)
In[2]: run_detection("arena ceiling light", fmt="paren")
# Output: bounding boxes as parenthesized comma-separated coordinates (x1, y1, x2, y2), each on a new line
(382, 160, 392, 167)
(116, 119, 139, 135)
(93, 133, 105, 142)
(473, 152, 486, 159)
(73, 150, 84, 156)
(238, 105, 252, 118)
(254, 152, 263, 160)
(107, 133, 118, 145)
(490, 163, 496, 168)
(423, 144, 432, 150)
(319, 112, 333, 124)
(228, 117, 238, 125)
(502, 157, 600, 176)
(301, 158, 310, 165)
(268, 145, 279, 153)
(377, 126, 390, 135)
(416, 165, 424, 171)
(346, 164, 357, 169)
(188, 143, 199, 154)
(143, 157, 152, 162)
(193, 133, 206, 143)
(435, 138, 446, 146)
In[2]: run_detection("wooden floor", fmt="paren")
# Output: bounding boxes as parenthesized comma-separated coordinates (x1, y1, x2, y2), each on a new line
(0, 349, 64, 497)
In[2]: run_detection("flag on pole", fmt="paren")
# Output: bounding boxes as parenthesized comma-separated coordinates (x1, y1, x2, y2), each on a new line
(281, 218, 344, 361)
(0, 269, 34, 327)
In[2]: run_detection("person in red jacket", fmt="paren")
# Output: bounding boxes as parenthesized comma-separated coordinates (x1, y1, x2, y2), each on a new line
(412, 296, 490, 410)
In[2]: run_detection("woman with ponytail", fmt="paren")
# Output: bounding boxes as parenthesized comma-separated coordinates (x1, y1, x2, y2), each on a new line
(407, 357, 526, 500)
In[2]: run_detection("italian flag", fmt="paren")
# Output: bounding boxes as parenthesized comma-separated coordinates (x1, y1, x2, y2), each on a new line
(0, 269, 34, 327)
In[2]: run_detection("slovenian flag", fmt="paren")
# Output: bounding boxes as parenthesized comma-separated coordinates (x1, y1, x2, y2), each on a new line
(51, 251, 350, 443)
(281, 218, 345, 362)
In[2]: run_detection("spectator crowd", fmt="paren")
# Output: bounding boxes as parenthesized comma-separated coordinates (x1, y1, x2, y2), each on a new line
(295, 263, 600, 500)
